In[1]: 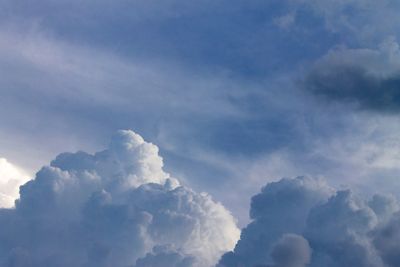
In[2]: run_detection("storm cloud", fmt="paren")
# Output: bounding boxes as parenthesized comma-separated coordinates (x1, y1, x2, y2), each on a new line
(304, 38, 400, 113)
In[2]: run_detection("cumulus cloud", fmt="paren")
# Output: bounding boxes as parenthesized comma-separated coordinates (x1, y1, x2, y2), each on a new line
(305, 190, 382, 267)
(304, 38, 400, 113)
(0, 158, 30, 208)
(373, 212, 400, 267)
(268, 234, 312, 267)
(134, 245, 196, 267)
(0, 130, 240, 267)
(218, 176, 333, 267)
(3, 0, 400, 230)
(218, 176, 400, 267)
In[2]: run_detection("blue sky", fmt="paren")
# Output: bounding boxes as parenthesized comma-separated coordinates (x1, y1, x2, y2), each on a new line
(2, 2, 400, 266)
(3, 0, 400, 224)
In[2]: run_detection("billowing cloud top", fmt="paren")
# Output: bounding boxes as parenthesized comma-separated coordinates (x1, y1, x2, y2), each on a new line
(0, 130, 240, 267)
(218, 176, 400, 267)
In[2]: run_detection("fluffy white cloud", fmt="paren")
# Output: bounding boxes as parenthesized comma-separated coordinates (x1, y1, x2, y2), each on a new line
(0, 158, 30, 208)
(218, 176, 400, 267)
(0, 130, 240, 267)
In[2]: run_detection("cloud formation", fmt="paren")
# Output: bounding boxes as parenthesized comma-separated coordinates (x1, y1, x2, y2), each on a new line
(218, 176, 400, 267)
(268, 234, 312, 267)
(3, 0, 400, 243)
(293, 0, 400, 43)
(0, 130, 240, 267)
(304, 38, 400, 113)
(3, 0, 400, 229)
(134, 245, 196, 267)
(0, 158, 30, 208)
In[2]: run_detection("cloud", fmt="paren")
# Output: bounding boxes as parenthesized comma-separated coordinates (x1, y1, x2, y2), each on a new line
(304, 190, 382, 267)
(304, 38, 400, 113)
(268, 234, 312, 267)
(0, 158, 30, 208)
(3, 0, 400, 231)
(373, 212, 400, 267)
(218, 176, 333, 267)
(134, 245, 196, 267)
(287, 0, 400, 45)
(0, 0, 353, 78)
(0, 22, 323, 227)
(218, 176, 400, 267)
(0, 25, 258, 211)
(0, 130, 240, 267)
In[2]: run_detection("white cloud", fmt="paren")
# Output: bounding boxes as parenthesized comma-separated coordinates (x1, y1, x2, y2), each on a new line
(0, 157, 30, 208)
(0, 130, 240, 267)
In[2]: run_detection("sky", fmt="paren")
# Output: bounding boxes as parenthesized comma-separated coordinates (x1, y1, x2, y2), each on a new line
(2, 1, 400, 266)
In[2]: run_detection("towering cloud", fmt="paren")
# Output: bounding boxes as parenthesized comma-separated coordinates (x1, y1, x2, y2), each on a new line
(0, 130, 240, 267)
(218, 176, 333, 267)
(218, 176, 400, 267)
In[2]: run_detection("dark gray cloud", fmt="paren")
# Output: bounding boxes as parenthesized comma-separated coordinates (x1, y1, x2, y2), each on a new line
(305, 190, 382, 267)
(269, 234, 312, 267)
(218, 176, 400, 267)
(373, 212, 400, 267)
(306, 64, 400, 112)
(304, 38, 400, 113)
(0, 130, 239, 267)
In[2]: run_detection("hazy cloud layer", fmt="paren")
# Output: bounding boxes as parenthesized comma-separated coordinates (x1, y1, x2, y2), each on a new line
(0, 0, 336, 76)
(218, 176, 400, 267)
(3, 0, 400, 231)
(0, 130, 240, 267)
